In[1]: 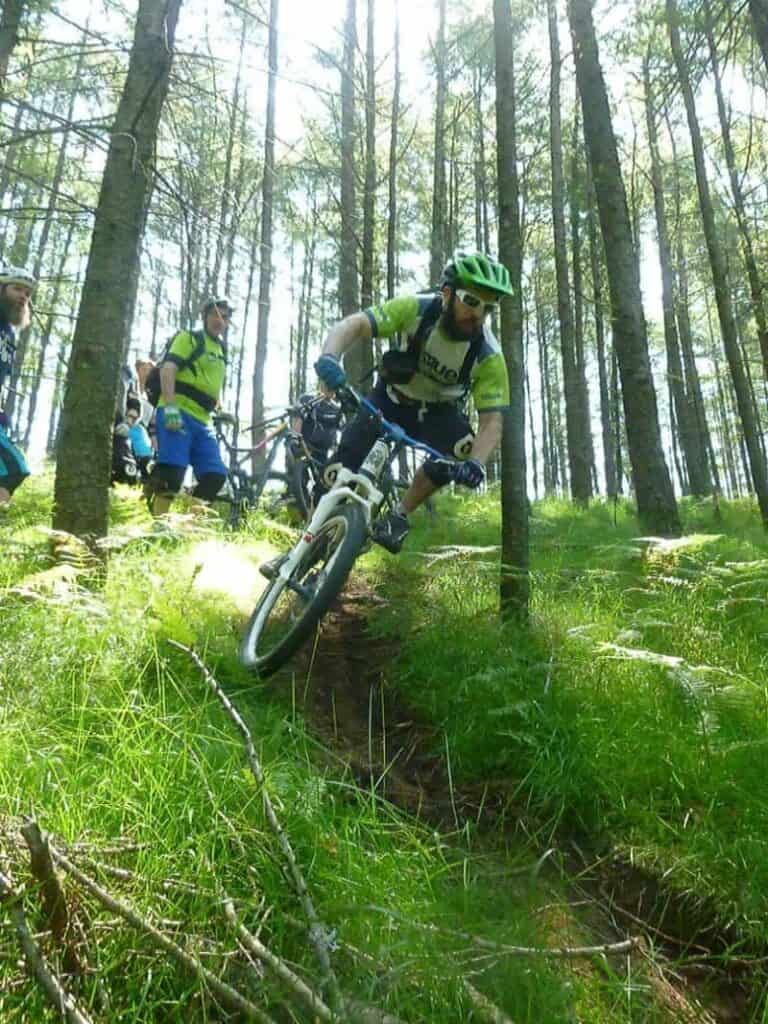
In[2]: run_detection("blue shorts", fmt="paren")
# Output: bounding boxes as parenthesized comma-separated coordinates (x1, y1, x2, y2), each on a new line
(0, 424, 30, 494)
(155, 408, 226, 478)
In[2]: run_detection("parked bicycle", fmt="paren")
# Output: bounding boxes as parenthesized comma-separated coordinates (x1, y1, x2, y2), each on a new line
(213, 399, 328, 528)
(239, 385, 456, 676)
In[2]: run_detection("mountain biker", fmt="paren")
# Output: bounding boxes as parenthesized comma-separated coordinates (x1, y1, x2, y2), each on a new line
(314, 250, 513, 552)
(0, 264, 35, 509)
(290, 393, 342, 464)
(144, 297, 233, 516)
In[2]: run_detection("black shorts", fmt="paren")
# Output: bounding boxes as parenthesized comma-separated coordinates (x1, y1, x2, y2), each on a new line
(337, 380, 475, 470)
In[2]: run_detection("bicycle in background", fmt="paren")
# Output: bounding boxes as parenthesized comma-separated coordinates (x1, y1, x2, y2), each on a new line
(213, 398, 329, 528)
(239, 385, 456, 676)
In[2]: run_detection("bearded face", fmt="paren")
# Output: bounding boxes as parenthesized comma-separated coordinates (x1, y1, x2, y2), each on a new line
(439, 291, 480, 342)
(0, 284, 32, 330)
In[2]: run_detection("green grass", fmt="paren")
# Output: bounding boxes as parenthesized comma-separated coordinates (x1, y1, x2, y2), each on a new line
(370, 490, 768, 962)
(0, 481, 669, 1022)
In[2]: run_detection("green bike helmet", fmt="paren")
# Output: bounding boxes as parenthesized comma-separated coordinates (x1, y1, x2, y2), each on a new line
(442, 249, 514, 296)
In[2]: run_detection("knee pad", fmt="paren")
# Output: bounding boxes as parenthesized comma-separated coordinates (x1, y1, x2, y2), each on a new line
(453, 433, 475, 459)
(193, 472, 226, 501)
(423, 458, 454, 488)
(148, 463, 185, 496)
(322, 461, 342, 488)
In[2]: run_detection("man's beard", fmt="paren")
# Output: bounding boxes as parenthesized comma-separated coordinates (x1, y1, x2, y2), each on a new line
(440, 294, 479, 342)
(0, 293, 31, 329)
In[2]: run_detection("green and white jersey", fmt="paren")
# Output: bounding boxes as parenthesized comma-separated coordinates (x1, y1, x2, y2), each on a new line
(364, 293, 510, 411)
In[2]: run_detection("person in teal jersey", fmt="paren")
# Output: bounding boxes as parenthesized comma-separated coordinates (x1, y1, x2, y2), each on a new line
(145, 297, 232, 516)
(314, 250, 513, 553)
(125, 407, 154, 481)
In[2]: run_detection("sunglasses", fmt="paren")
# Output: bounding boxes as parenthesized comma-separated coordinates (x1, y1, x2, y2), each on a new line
(454, 288, 499, 314)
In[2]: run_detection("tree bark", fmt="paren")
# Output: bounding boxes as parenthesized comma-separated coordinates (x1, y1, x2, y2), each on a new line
(53, 0, 183, 539)
(251, 0, 279, 470)
(360, 0, 376, 310)
(666, 0, 768, 525)
(23, 219, 76, 448)
(386, 2, 400, 299)
(494, 0, 528, 618)
(568, 0, 679, 534)
(0, 0, 24, 101)
(643, 51, 710, 496)
(749, 0, 768, 78)
(548, 0, 592, 504)
(704, 0, 768, 382)
(339, 0, 371, 386)
(586, 156, 616, 497)
(429, 0, 447, 286)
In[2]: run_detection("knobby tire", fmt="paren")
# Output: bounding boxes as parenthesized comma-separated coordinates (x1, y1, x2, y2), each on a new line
(240, 502, 367, 677)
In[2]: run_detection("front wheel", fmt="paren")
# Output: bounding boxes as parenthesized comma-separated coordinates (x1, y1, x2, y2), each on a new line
(240, 502, 367, 676)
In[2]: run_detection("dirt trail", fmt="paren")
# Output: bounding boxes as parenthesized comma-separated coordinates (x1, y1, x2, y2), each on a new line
(276, 583, 759, 1024)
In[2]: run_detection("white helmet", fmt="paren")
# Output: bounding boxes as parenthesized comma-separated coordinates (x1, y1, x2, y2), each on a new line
(0, 264, 36, 292)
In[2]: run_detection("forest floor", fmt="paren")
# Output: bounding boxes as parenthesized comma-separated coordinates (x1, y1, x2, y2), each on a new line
(273, 580, 758, 1024)
(1, 479, 767, 1022)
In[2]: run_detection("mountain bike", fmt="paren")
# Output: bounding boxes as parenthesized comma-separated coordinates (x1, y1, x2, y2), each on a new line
(239, 385, 457, 677)
(213, 399, 330, 528)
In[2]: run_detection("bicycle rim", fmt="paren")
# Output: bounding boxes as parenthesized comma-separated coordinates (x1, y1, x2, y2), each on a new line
(240, 503, 366, 674)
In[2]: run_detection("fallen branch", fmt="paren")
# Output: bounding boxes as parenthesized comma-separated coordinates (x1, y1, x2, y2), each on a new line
(361, 905, 640, 959)
(21, 818, 85, 977)
(47, 844, 277, 1024)
(0, 869, 94, 1024)
(224, 899, 334, 1022)
(463, 980, 517, 1024)
(170, 641, 343, 1011)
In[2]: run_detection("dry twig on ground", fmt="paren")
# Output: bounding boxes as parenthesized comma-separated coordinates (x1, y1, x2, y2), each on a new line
(225, 898, 334, 1022)
(47, 843, 277, 1024)
(362, 904, 640, 959)
(169, 640, 344, 1011)
(0, 869, 94, 1024)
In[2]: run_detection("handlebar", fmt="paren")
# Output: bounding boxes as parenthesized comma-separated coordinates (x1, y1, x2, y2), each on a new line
(336, 385, 454, 464)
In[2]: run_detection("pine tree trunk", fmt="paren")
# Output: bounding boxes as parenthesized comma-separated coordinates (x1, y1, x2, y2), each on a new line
(251, 0, 279, 469)
(429, 0, 447, 286)
(386, 3, 400, 299)
(23, 219, 76, 448)
(524, 297, 539, 499)
(0, 0, 24, 99)
(549, 0, 592, 505)
(8, 30, 90, 418)
(705, 0, 768, 382)
(211, 12, 247, 293)
(569, 110, 596, 491)
(666, 0, 768, 524)
(749, 0, 768, 78)
(360, 0, 376, 311)
(643, 52, 710, 496)
(586, 157, 616, 498)
(494, 0, 528, 619)
(53, 0, 182, 539)
(339, 0, 371, 387)
(569, 0, 679, 534)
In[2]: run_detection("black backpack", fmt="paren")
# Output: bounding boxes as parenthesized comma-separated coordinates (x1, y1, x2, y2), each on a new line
(145, 330, 207, 407)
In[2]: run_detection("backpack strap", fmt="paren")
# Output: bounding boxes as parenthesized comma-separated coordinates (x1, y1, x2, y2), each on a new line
(177, 330, 208, 375)
(458, 331, 483, 392)
(407, 297, 482, 400)
(405, 296, 443, 359)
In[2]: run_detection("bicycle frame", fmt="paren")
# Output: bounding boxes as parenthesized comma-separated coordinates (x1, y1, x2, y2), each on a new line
(271, 386, 448, 585)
